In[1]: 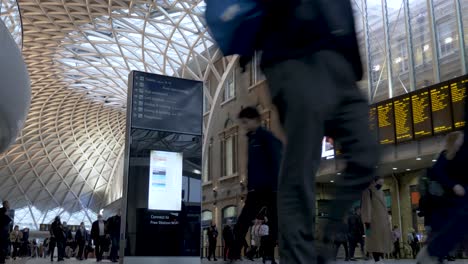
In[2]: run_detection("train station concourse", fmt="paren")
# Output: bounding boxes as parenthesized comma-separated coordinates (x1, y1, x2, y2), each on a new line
(2, 0, 468, 262)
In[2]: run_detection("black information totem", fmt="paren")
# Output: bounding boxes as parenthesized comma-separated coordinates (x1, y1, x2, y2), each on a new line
(121, 71, 203, 264)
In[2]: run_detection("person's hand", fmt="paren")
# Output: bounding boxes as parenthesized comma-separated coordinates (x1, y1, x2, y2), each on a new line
(453, 184, 466, 197)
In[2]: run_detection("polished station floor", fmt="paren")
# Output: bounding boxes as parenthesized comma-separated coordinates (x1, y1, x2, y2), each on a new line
(4, 258, 465, 264)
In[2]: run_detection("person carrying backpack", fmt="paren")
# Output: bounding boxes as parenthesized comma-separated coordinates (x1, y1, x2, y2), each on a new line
(206, 1, 379, 263)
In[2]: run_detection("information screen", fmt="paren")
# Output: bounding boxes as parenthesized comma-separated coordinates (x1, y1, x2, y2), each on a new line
(321, 137, 334, 159)
(369, 106, 378, 142)
(377, 102, 395, 144)
(393, 96, 413, 143)
(430, 84, 453, 134)
(148, 150, 183, 211)
(411, 90, 432, 139)
(450, 77, 468, 129)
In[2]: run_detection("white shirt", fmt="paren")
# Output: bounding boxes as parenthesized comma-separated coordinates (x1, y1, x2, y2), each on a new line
(99, 221, 105, 236)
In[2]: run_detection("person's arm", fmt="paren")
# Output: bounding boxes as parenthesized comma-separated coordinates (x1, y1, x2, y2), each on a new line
(430, 153, 458, 190)
(265, 131, 283, 176)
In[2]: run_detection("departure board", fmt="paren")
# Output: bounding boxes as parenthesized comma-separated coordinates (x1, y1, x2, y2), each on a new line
(450, 77, 468, 129)
(411, 90, 432, 139)
(393, 96, 413, 142)
(377, 102, 395, 144)
(369, 106, 378, 142)
(430, 84, 453, 134)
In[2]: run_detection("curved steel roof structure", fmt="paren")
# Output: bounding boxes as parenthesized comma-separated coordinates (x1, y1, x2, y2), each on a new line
(0, 0, 237, 229)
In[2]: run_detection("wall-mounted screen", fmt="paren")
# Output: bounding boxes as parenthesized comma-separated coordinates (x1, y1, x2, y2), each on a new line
(393, 96, 413, 143)
(377, 101, 395, 144)
(430, 84, 453, 134)
(411, 90, 432, 139)
(450, 77, 467, 129)
(148, 150, 183, 211)
(321, 137, 334, 159)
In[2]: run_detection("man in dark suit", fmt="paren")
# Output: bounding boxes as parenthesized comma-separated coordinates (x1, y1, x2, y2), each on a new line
(75, 222, 89, 260)
(91, 215, 108, 262)
(107, 211, 121, 263)
(0, 201, 12, 264)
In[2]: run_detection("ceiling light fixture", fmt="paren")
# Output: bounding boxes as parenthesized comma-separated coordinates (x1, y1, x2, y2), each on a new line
(406, 169, 411, 171)
(330, 180, 335, 183)
(393, 168, 398, 170)
(416, 157, 421, 161)
(432, 159, 437, 162)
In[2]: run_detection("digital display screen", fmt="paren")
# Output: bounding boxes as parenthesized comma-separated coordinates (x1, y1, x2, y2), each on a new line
(369, 106, 378, 142)
(411, 90, 433, 139)
(430, 84, 453, 134)
(321, 137, 334, 159)
(393, 96, 413, 143)
(377, 102, 396, 144)
(148, 150, 183, 211)
(450, 77, 468, 129)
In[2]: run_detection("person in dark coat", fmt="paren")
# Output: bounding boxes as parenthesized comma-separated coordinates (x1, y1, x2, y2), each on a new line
(222, 220, 234, 261)
(0, 201, 12, 264)
(348, 207, 365, 260)
(231, 107, 282, 262)
(91, 215, 108, 262)
(207, 223, 218, 261)
(51, 216, 65, 261)
(333, 219, 349, 261)
(107, 211, 121, 263)
(75, 222, 89, 261)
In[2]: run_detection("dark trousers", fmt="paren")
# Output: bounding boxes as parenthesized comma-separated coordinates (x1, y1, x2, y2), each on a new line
(334, 241, 349, 260)
(264, 50, 379, 264)
(0, 237, 8, 263)
(224, 241, 233, 260)
(12, 242, 20, 258)
(372, 252, 384, 261)
(94, 236, 107, 261)
(56, 240, 65, 260)
(109, 236, 119, 261)
(260, 235, 275, 262)
(232, 191, 277, 259)
(208, 241, 216, 260)
(393, 240, 400, 259)
(349, 236, 364, 258)
(77, 241, 85, 259)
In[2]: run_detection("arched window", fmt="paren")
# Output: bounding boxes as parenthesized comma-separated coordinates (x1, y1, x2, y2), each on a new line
(202, 210, 213, 228)
(222, 206, 237, 225)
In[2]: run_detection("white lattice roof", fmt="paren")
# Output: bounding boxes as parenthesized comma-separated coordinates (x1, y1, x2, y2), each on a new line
(0, 0, 233, 229)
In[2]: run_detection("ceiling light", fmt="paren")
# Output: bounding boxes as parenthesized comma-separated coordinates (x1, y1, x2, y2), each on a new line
(373, 64, 381, 71)
(432, 159, 437, 162)
(193, 169, 201, 174)
(393, 168, 398, 170)
(394, 57, 402, 63)
(337, 172, 342, 176)
(423, 44, 430, 52)
(416, 157, 421, 161)
(445, 37, 453, 44)
(406, 169, 411, 171)
(330, 180, 335, 183)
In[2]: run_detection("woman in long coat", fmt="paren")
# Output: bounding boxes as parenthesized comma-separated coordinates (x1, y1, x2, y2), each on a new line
(361, 176, 393, 263)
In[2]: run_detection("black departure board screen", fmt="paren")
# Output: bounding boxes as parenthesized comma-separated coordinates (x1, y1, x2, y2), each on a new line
(430, 84, 453, 134)
(377, 102, 395, 144)
(393, 96, 413, 142)
(129, 71, 203, 135)
(411, 90, 432, 139)
(369, 106, 378, 142)
(450, 77, 468, 129)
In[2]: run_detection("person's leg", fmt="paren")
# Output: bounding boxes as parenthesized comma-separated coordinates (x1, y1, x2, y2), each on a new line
(344, 241, 349, 260)
(232, 192, 258, 259)
(348, 238, 356, 259)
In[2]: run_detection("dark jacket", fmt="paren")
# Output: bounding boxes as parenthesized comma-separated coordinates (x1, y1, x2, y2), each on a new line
(207, 226, 218, 243)
(430, 151, 468, 192)
(75, 228, 89, 243)
(259, 0, 362, 81)
(91, 220, 107, 241)
(107, 215, 121, 238)
(63, 227, 73, 241)
(51, 220, 65, 241)
(347, 213, 364, 240)
(222, 225, 234, 243)
(247, 127, 282, 192)
(0, 208, 12, 237)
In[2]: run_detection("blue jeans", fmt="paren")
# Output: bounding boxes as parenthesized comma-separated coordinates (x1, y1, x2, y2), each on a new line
(110, 236, 119, 260)
(428, 197, 468, 259)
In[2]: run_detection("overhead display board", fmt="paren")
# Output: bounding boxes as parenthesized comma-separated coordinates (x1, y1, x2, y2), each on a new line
(377, 101, 395, 144)
(368, 74, 468, 145)
(393, 96, 413, 143)
(411, 90, 433, 139)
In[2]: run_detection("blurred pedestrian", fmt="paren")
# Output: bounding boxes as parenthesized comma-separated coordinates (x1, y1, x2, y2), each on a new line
(0, 201, 12, 264)
(10, 225, 22, 260)
(333, 218, 349, 261)
(91, 214, 108, 262)
(75, 222, 88, 261)
(51, 216, 65, 261)
(107, 210, 121, 263)
(392, 226, 401, 259)
(222, 220, 234, 261)
(231, 107, 281, 262)
(361, 177, 392, 263)
(207, 223, 218, 261)
(251, 1, 380, 262)
(417, 131, 468, 264)
(348, 206, 365, 260)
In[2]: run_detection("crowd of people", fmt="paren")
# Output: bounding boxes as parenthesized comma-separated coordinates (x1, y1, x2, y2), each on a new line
(0, 206, 121, 263)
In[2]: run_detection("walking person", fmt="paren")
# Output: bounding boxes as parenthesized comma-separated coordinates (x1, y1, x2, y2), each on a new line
(348, 207, 365, 261)
(222, 220, 234, 261)
(107, 211, 121, 263)
(392, 226, 401, 259)
(51, 216, 65, 262)
(75, 222, 89, 261)
(91, 214, 108, 262)
(361, 176, 393, 263)
(207, 223, 218, 261)
(9, 225, 22, 260)
(258, 215, 276, 264)
(333, 218, 350, 261)
(231, 107, 282, 262)
(0, 201, 12, 264)
(408, 229, 420, 259)
(417, 131, 468, 264)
